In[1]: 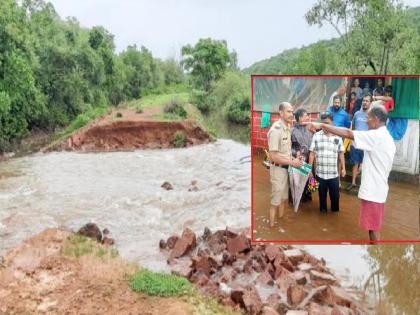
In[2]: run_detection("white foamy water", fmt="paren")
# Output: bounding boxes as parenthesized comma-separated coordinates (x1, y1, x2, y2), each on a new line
(0, 140, 251, 271)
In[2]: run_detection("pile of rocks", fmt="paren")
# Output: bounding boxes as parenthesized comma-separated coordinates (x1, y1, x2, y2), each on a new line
(160, 227, 367, 315)
(77, 223, 115, 245)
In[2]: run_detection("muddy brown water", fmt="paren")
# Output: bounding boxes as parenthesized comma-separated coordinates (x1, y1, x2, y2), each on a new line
(0, 140, 251, 271)
(0, 141, 418, 314)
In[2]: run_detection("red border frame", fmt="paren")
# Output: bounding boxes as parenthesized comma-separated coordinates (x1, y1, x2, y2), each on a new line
(250, 74, 420, 244)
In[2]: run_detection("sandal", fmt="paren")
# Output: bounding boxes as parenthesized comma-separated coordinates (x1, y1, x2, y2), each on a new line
(345, 183, 357, 191)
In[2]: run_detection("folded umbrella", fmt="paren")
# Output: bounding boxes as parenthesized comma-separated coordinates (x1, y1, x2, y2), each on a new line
(288, 162, 312, 213)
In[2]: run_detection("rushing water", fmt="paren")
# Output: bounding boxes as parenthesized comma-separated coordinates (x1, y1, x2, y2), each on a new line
(0, 140, 418, 314)
(0, 140, 251, 271)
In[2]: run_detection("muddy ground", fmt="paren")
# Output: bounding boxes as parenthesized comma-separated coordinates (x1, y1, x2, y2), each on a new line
(252, 154, 419, 241)
(45, 108, 213, 152)
(0, 228, 193, 315)
(0, 227, 372, 315)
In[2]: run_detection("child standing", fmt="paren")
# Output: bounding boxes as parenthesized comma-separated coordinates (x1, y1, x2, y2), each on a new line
(309, 112, 346, 213)
(347, 91, 357, 116)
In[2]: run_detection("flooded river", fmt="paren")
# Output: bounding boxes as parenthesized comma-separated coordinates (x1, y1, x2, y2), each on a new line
(0, 140, 418, 314)
(0, 140, 250, 271)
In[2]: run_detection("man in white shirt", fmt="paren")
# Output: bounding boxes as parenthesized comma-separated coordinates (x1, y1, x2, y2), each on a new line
(305, 105, 396, 241)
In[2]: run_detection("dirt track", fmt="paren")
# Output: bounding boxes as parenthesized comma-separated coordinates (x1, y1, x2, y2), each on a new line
(47, 108, 212, 152)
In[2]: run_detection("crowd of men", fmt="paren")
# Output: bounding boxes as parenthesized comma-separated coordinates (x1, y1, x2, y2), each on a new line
(266, 79, 396, 241)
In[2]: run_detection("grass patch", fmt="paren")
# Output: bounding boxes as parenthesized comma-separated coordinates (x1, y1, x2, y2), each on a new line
(187, 290, 241, 315)
(196, 107, 249, 143)
(146, 83, 190, 95)
(164, 97, 188, 119)
(185, 104, 219, 139)
(60, 234, 119, 259)
(130, 269, 192, 297)
(48, 104, 108, 147)
(127, 268, 239, 313)
(125, 92, 189, 112)
(153, 112, 185, 121)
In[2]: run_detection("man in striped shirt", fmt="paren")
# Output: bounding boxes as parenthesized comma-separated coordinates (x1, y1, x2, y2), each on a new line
(308, 112, 346, 213)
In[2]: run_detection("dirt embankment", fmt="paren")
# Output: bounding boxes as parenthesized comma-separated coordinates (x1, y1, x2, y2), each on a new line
(46, 108, 213, 152)
(0, 228, 190, 315)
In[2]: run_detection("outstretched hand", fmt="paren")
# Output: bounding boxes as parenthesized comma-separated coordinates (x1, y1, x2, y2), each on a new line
(302, 122, 322, 133)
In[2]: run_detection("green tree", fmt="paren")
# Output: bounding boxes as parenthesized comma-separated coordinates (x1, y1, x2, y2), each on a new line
(210, 70, 250, 125)
(305, 0, 410, 74)
(0, 0, 46, 150)
(120, 45, 163, 98)
(159, 58, 185, 85)
(107, 57, 128, 105)
(211, 70, 248, 108)
(181, 38, 237, 91)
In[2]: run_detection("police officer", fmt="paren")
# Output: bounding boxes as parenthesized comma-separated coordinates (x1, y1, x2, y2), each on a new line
(267, 102, 303, 228)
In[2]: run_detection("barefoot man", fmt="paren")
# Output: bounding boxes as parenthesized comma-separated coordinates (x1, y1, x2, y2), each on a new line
(267, 102, 303, 228)
(305, 105, 395, 241)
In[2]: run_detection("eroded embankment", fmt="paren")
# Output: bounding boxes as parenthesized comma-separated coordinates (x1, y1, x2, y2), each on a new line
(49, 119, 212, 152)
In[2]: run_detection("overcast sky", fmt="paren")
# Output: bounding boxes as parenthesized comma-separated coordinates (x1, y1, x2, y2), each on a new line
(47, 0, 420, 69)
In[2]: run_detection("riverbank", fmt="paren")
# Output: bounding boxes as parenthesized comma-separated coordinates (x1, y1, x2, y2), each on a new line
(0, 90, 250, 159)
(0, 226, 371, 314)
(43, 107, 212, 152)
(0, 227, 237, 315)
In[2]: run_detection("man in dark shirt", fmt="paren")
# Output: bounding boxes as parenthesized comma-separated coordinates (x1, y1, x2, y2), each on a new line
(291, 108, 313, 202)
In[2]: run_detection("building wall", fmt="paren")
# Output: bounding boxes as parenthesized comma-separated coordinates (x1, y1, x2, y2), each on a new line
(252, 111, 419, 176)
(252, 111, 318, 148)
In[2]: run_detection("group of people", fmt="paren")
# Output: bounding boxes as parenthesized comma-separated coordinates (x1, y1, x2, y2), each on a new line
(331, 78, 395, 118)
(266, 92, 396, 241)
(326, 80, 395, 190)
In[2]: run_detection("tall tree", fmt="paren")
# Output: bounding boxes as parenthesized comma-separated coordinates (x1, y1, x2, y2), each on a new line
(0, 0, 46, 149)
(181, 38, 237, 91)
(305, 0, 409, 74)
(120, 45, 163, 99)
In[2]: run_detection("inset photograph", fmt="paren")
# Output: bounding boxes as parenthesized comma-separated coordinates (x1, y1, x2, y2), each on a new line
(252, 75, 419, 242)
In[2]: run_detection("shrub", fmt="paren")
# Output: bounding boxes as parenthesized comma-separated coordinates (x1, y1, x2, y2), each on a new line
(173, 131, 186, 148)
(116, 112, 123, 118)
(60, 234, 118, 259)
(190, 89, 212, 113)
(130, 269, 192, 296)
(211, 70, 248, 108)
(226, 95, 250, 125)
(164, 97, 187, 118)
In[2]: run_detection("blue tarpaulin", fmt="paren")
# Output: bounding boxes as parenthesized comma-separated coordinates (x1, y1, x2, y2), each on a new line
(386, 118, 408, 141)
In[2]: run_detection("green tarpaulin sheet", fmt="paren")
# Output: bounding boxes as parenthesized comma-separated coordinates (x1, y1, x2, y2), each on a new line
(389, 77, 419, 119)
(261, 112, 271, 128)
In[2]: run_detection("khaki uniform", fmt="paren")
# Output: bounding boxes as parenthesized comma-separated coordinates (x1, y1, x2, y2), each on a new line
(267, 120, 292, 205)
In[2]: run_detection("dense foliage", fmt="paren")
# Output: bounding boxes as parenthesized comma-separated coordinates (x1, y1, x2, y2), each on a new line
(245, 3, 420, 75)
(2, 0, 419, 149)
(0, 0, 185, 151)
(181, 40, 249, 126)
